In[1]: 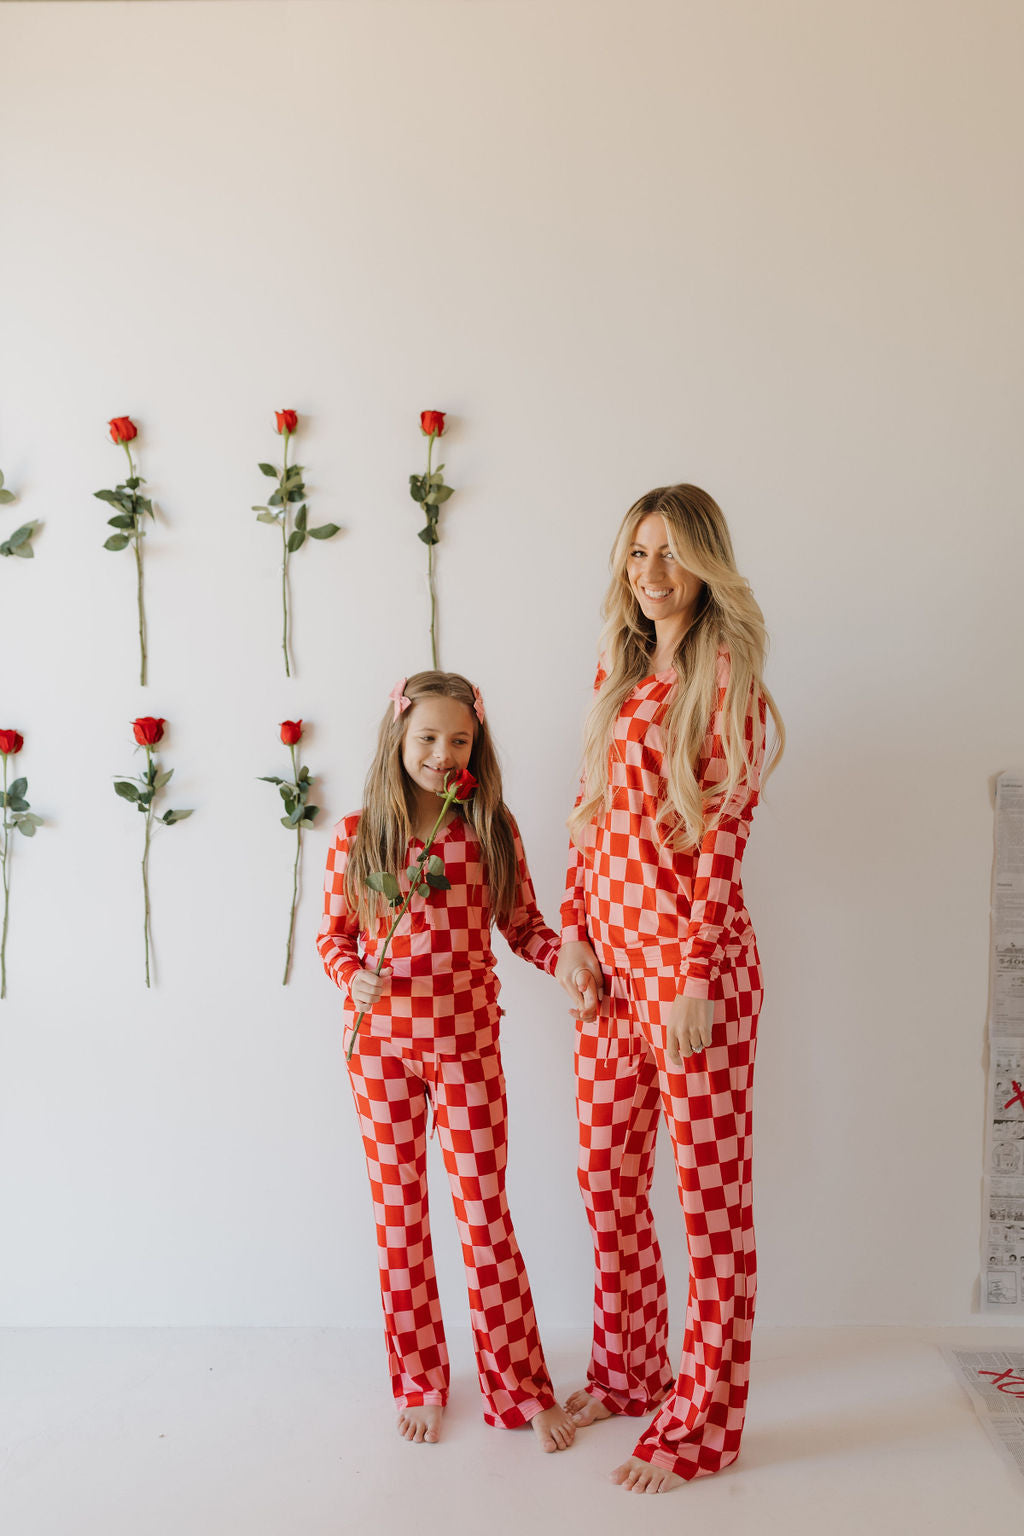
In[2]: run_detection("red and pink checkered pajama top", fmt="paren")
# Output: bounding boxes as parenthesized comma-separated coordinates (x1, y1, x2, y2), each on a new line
(318, 811, 559, 1052)
(560, 651, 765, 998)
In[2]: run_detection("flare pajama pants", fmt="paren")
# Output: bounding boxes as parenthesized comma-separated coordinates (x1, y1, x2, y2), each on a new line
(346, 1026, 555, 1427)
(575, 947, 762, 1480)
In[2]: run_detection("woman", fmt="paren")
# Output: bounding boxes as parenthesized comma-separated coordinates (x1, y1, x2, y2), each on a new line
(556, 484, 783, 1493)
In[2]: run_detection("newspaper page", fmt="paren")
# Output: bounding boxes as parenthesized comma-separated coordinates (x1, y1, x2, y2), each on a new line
(943, 1349, 1024, 1484)
(983, 773, 1024, 1313)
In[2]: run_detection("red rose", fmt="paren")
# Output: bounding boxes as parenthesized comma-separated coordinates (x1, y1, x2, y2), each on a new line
(132, 717, 165, 747)
(109, 416, 138, 444)
(275, 410, 298, 435)
(0, 729, 24, 757)
(443, 767, 477, 802)
(420, 410, 446, 438)
(280, 719, 303, 745)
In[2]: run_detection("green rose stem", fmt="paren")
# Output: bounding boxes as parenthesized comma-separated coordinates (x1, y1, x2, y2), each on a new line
(283, 740, 300, 985)
(1, 753, 10, 1000)
(346, 776, 461, 1063)
(122, 441, 147, 687)
(281, 430, 292, 678)
(425, 431, 438, 668)
(141, 744, 155, 987)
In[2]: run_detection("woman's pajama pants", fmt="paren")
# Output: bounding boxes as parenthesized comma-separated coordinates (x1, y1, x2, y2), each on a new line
(346, 1027, 555, 1427)
(575, 947, 762, 1480)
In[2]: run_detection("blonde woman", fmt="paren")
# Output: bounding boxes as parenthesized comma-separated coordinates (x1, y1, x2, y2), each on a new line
(555, 485, 784, 1493)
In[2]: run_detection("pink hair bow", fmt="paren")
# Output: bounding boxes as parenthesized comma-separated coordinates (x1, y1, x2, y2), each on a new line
(389, 678, 412, 720)
(472, 685, 485, 724)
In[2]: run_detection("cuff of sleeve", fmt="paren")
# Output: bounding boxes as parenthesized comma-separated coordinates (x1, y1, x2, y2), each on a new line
(678, 973, 713, 1000)
(335, 958, 362, 993)
(539, 938, 560, 977)
(559, 924, 589, 946)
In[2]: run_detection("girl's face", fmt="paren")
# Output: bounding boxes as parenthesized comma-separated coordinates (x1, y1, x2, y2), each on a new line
(626, 513, 704, 630)
(401, 696, 476, 803)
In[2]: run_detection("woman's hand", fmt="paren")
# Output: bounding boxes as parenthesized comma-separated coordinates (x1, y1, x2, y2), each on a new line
(350, 967, 391, 1010)
(556, 942, 603, 1021)
(665, 994, 715, 1066)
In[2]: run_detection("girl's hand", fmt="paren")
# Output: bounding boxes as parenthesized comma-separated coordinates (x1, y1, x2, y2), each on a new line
(350, 967, 391, 1010)
(556, 942, 603, 1020)
(665, 994, 715, 1067)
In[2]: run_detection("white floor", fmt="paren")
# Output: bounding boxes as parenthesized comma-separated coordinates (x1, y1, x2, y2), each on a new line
(1, 1326, 1021, 1535)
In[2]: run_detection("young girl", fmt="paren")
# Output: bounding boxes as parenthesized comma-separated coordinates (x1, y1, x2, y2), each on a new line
(317, 670, 575, 1454)
(555, 484, 784, 1492)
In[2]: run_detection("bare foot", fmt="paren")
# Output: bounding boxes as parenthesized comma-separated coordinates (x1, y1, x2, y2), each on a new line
(610, 1456, 683, 1493)
(530, 1404, 576, 1452)
(397, 1404, 442, 1444)
(564, 1387, 613, 1426)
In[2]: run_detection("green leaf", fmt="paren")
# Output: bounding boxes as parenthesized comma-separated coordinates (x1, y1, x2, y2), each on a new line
(163, 808, 193, 825)
(258, 462, 278, 477)
(104, 533, 130, 552)
(6, 796, 28, 813)
(286, 487, 304, 503)
(94, 488, 125, 505)
(11, 542, 34, 558)
(308, 523, 340, 540)
(114, 780, 140, 802)
(256, 511, 279, 525)
(295, 504, 307, 533)
(416, 882, 430, 897)
(428, 470, 446, 485)
(286, 805, 304, 827)
(425, 853, 445, 876)
(15, 818, 36, 838)
(0, 488, 15, 505)
(431, 485, 454, 503)
(367, 870, 402, 902)
(409, 480, 427, 503)
(0, 468, 5, 487)
(0, 792, 4, 806)
(302, 805, 320, 822)
(287, 529, 306, 553)
(8, 777, 26, 800)
(257, 775, 284, 785)
(107, 513, 135, 530)
(417, 525, 440, 546)
(21, 812, 43, 826)
(154, 768, 173, 790)
(425, 872, 451, 890)
(125, 476, 141, 489)
(297, 765, 310, 783)
(268, 491, 283, 507)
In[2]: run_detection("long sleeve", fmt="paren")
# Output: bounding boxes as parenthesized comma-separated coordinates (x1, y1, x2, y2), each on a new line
(498, 818, 560, 977)
(559, 656, 607, 945)
(316, 814, 364, 995)
(678, 684, 767, 1000)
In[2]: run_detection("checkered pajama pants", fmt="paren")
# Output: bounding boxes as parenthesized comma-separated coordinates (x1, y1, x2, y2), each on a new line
(346, 1028, 556, 1427)
(575, 949, 762, 1480)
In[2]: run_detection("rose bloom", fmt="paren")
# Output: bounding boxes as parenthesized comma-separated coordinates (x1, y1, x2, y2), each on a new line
(419, 410, 446, 438)
(0, 729, 24, 757)
(108, 416, 138, 444)
(444, 767, 477, 802)
(280, 719, 303, 745)
(275, 410, 298, 435)
(132, 717, 166, 747)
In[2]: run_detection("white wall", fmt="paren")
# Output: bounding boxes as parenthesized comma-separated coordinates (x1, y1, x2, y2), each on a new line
(0, 0, 1021, 1329)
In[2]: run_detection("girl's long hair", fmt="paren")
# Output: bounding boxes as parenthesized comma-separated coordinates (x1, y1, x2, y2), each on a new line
(346, 671, 519, 928)
(569, 484, 784, 851)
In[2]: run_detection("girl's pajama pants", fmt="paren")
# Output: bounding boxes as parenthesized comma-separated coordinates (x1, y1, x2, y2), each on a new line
(575, 947, 762, 1480)
(346, 1027, 556, 1427)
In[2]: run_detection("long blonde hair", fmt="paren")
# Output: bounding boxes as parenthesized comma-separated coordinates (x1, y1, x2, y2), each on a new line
(569, 485, 784, 850)
(346, 671, 519, 928)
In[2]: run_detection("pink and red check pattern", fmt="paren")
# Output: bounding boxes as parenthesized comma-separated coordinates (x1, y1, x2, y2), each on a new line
(563, 653, 766, 1480)
(319, 810, 561, 1424)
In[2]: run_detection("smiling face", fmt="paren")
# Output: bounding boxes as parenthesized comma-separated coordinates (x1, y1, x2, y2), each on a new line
(401, 696, 476, 811)
(625, 513, 705, 634)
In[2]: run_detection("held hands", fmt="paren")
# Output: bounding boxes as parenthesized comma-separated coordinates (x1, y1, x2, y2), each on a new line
(555, 942, 603, 1021)
(665, 994, 715, 1067)
(350, 967, 392, 1011)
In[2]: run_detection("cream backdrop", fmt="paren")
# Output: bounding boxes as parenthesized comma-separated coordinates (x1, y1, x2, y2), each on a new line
(0, 0, 1021, 1329)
